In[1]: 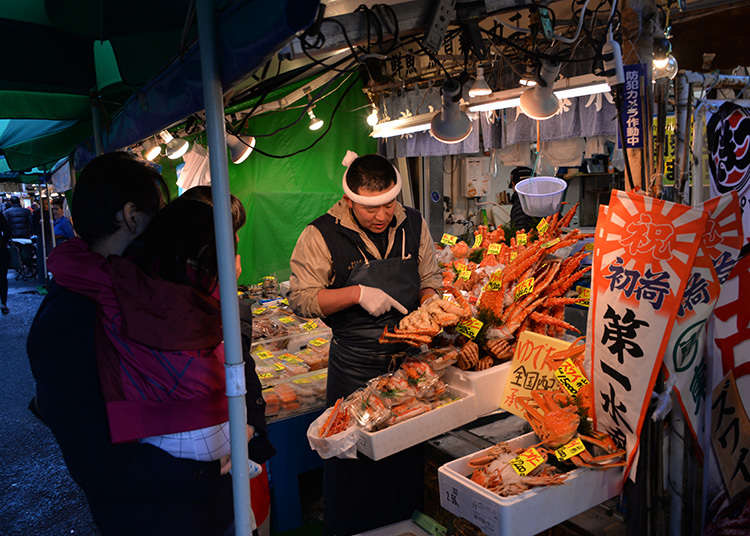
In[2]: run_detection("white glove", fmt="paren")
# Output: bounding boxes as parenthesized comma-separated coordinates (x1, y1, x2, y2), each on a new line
(358, 285, 408, 316)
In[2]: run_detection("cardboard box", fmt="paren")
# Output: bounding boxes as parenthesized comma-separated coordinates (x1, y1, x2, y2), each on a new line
(437, 432, 622, 536)
(443, 363, 511, 417)
(357, 387, 476, 461)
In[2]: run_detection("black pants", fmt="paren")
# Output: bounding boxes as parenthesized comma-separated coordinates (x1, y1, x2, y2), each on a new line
(0, 246, 9, 305)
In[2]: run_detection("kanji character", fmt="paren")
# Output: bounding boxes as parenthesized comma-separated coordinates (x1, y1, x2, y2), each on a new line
(712, 380, 735, 431)
(718, 418, 740, 453)
(634, 268, 671, 310)
(600, 383, 633, 432)
(524, 371, 540, 390)
(626, 116, 640, 129)
(604, 257, 640, 297)
(703, 218, 722, 249)
(714, 259, 750, 373)
(601, 305, 649, 364)
(712, 251, 737, 284)
(690, 361, 706, 416)
(606, 425, 627, 451)
(601, 361, 632, 391)
(678, 272, 711, 317)
(732, 448, 750, 482)
(620, 213, 676, 261)
(511, 365, 527, 386)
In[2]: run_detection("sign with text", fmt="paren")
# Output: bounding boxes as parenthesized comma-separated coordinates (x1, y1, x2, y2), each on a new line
(619, 63, 646, 149)
(701, 192, 744, 284)
(501, 331, 570, 418)
(711, 370, 750, 498)
(589, 189, 707, 480)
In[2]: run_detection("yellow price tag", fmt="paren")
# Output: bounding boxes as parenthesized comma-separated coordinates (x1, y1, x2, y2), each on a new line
(455, 262, 467, 272)
(279, 316, 297, 325)
(576, 285, 591, 307)
(517, 232, 527, 246)
(252, 307, 267, 315)
(510, 251, 518, 261)
(293, 378, 312, 384)
(541, 237, 561, 249)
(258, 372, 273, 379)
(584, 242, 594, 251)
(280, 298, 289, 305)
(272, 362, 286, 371)
(554, 437, 586, 461)
(456, 317, 484, 340)
(472, 234, 483, 249)
(486, 278, 503, 291)
(256, 351, 274, 360)
(279, 353, 303, 364)
(510, 447, 545, 476)
(554, 358, 590, 397)
(459, 270, 472, 281)
(487, 242, 502, 255)
(536, 218, 549, 236)
(441, 233, 458, 246)
(514, 277, 535, 300)
(308, 338, 329, 347)
(301, 320, 318, 332)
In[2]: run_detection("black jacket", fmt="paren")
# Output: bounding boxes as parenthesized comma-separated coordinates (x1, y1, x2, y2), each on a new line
(4, 206, 32, 238)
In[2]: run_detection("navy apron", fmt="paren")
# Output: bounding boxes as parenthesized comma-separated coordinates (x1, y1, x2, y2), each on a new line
(314, 214, 424, 535)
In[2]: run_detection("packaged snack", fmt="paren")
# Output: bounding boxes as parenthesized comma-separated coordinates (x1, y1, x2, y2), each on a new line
(262, 388, 280, 416)
(297, 348, 326, 370)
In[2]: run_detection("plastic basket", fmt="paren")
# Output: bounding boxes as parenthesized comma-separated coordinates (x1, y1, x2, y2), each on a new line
(514, 176, 567, 217)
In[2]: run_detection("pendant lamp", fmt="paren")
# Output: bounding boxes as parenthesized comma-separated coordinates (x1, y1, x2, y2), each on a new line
(519, 61, 562, 120)
(430, 79, 473, 144)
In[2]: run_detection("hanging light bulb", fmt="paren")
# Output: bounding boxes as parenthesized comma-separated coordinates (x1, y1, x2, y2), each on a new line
(652, 35, 671, 69)
(519, 61, 561, 120)
(158, 130, 189, 160)
(430, 79, 473, 144)
(366, 105, 379, 126)
(308, 107, 324, 131)
(227, 134, 256, 164)
(469, 67, 492, 97)
(142, 137, 161, 161)
(653, 54, 679, 80)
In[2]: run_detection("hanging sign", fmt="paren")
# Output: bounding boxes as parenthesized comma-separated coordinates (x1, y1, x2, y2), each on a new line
(589, 189, 707, 481)
(701, 192, 744, 284)
(619, 64, 646, 149)
(712, 253, 750, 381)
(501, 331, 569, 417)
(711, 370, 750, 498)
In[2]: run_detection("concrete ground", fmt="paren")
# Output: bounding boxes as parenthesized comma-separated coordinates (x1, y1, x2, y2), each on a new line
(0, 272, 99, 535)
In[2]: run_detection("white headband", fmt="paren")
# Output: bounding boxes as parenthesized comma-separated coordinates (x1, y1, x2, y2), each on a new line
(341, 150, 402, 206)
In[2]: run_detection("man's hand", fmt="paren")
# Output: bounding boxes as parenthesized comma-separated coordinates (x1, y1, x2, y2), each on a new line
(357, 285, 408, 316)
(219, 425, 255, 475)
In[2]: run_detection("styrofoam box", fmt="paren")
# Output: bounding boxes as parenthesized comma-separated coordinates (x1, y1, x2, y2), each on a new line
(443, 362, 511, 417)
(438, 432, 622, 536)
(356, 386, 476, 461)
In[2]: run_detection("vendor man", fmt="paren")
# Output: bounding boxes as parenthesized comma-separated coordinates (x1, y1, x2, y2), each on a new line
(289, 151, 441, 534)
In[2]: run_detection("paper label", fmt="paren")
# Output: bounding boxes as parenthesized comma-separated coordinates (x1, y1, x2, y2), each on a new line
(537, 218, 549, 236)
(280, 298, 289, 305)
(510, 252, 518, 261)
(279, 353, 303, 364)
(711, 371, 750, 498)
(258, 372, 273, 380)
(293, 377, 312, 384)
(455, 262, 467, 272)
(456, 317, 484, 339)
(542, 237, 561, 249)
(517, 233, 528, 246)
(279, 316, 297, 325)
(441, 233, 458, 246)
(576, 285, 591, 307)
(554, 437, 586, 461)
(555, 358, 590, 397)
(272, 362, 286, 371)
(252, 307, 267, 315)
(510, 447, 545, 476)
(488, 243, 502, 255)
(308, 338, 329, 347)
(256, 351, 274, 360)
(472, 234, 483, 249)
(301, 320, 318, 332)
(459, 270, 472, 281)
(486, 278, 502, 291)
(514, 277, 535, 300)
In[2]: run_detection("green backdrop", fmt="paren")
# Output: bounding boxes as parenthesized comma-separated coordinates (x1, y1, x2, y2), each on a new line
(218, 76, 374, 284)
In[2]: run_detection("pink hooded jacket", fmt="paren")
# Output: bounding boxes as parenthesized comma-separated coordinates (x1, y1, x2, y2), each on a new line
(48, 238, 228, 443)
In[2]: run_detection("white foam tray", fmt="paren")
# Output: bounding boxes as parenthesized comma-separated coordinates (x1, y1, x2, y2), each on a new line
(443, 362, 511, 417)
(438, 432, 622, 536)
(356, 386, 476, 461)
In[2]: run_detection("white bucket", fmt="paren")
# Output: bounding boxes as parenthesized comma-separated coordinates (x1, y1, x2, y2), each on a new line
(514, 176, 567, 217)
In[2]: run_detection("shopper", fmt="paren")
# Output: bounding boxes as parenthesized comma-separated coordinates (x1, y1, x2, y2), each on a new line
(0, 211, 10, 314)
(508, 166, 540, 233)
(289, 151, 442, 534)
(27, 153, 238, 536)
(4, 196, 32, 238)
(51, 199, 74, 241)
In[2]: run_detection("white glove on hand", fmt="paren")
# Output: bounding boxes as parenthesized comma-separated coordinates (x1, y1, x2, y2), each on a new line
(358, 285, 408, 316)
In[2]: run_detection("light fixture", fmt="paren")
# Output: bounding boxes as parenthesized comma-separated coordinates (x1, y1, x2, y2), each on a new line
(366, 105, 379, 126)
(307, 107, 324, 131)
(653, 54, 679, 80)
(158, 130, 189, 160)
(519, 61, 561, 120)
(430, 79, 473, 144)
(142, 137, 161, 161)
(370, 113, 433, 138)
(653, 36, 671, 69)
(519, 78, 537, 87)
(469, 67, 492, 97)
(227, 134, 256, 164)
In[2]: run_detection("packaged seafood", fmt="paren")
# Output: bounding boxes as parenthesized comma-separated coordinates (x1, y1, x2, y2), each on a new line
(349, 389, 391, 431)
(367, 373, 415, 407)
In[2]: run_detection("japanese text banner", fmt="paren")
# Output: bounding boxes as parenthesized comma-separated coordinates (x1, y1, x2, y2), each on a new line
(590, 190, 707, 481)
(701, 192, 744, 285)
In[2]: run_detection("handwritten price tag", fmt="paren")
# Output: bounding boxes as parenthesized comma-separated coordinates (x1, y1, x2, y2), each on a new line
(542, 237, 561, 249)
(279, 353, 303, 364)
(554, 437, 586, 461)
(455, 262, 467, 272)
(472, 234, 483, 249)
(441, 233, 458, 246)
(258, 372, 273, 380)
(256, 351, 274, 360)
(576, 285, 591, 307)
(487, 242, 503, 255)
(301, 320, 318, 332)
(517, 232, 527, 246)
(456, 317, 484, 339)
(555, 358, 590, 397)
(510, 251, 518, 261)
(252, 307, 267, 315)
(536, 218, 549, 236)
(279, 316, 297, 325)
(510, 447, 545, 476)
(272, 362, 286, 371)
(514, 277, 535, 300)
(308, 338, 329, 347)
(459, 270, 472, 281)
(486, 278, 503, 291)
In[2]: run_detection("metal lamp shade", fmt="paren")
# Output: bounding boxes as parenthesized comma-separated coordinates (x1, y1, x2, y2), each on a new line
(228, 135, 255, 164)
(519, 85, 560, 120)
(430, 79, 472, 144)
(165, 138, 189, 159)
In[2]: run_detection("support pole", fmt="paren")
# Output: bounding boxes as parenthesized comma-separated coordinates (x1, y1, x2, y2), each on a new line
(196, 2, 252, 536)
(38, 189, 48, 281)
(46, 184, 56, 251)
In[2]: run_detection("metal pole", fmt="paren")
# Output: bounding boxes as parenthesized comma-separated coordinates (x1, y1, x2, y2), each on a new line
(91, 98, 104, 156)
(46, 184, 56, 251)
(38, 189, 48, 281)
(196, 2, 252, 536)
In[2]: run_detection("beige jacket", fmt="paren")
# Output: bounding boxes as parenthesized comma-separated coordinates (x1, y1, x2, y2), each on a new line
(289, 199, 442, 318)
